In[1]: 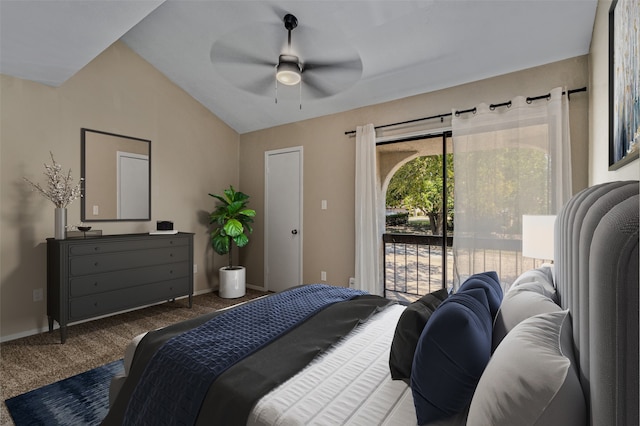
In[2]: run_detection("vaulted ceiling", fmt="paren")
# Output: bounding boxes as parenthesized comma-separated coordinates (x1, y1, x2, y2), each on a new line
(0, 1, 598, 134)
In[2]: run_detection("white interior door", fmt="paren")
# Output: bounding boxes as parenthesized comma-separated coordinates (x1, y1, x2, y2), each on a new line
(117, 151, 149, 219)
(265, 147, 302, 292)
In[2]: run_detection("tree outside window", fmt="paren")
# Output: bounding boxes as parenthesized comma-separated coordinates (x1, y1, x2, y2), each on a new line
(386, 154, 454, 236)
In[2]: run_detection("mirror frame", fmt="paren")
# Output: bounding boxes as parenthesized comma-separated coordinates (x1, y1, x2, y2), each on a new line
(81, 128, 151, 222)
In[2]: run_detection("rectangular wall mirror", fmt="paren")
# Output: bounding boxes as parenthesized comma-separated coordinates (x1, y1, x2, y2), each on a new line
(81, 128, 151, 221)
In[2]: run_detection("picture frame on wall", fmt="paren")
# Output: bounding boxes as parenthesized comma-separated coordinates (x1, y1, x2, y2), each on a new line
(608, 0, 639, 170)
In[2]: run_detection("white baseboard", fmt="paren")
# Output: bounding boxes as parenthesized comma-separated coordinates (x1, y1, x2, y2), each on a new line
(247, 283, 266, 292)
(1, 327, 50, 343)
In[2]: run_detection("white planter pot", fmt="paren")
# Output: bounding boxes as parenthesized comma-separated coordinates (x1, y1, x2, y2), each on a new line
(219, 266, 246, 299)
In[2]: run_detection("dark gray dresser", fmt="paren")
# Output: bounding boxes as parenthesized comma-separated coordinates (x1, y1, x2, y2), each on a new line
(47, 232, 194, 343)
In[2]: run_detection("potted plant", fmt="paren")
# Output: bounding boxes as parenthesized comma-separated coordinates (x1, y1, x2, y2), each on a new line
(23, 152, 83, 240)
(209, 185, 256, 298)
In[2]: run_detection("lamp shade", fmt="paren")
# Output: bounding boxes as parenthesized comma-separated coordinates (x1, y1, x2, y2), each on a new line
(522, 215, 556, 260)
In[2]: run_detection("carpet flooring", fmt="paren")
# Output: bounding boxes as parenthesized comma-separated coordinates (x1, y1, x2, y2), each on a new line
(1, 289, 267, 426)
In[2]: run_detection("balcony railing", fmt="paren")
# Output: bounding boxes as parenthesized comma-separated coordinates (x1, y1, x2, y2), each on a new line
(384, 234, 548, 303)
(383, 233, 453, 304)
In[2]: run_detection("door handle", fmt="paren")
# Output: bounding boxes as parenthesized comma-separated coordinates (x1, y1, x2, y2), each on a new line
(291, 229, 298, 235)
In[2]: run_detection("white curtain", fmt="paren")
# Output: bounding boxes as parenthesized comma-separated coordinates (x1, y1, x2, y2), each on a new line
(452, 87, 571, 289)
(355, 124, 382, 295)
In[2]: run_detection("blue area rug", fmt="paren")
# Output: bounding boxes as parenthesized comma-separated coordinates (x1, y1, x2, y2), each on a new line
(5, 359, 123, 426)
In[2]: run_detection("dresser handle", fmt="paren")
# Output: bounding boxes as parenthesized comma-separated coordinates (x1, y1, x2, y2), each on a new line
(169, 270, 173, 274)
(169, 253, 173, 258)
(94, 262, 99, 267)
(94, 247, 99, 251)
(94, 302, 98, 307)
(94, 282, 98, 287)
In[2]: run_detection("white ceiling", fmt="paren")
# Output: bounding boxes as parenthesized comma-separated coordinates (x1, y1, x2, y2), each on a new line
(0, 0, 597, 134)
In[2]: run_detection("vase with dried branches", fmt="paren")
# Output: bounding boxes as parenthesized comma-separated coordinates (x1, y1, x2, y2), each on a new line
(24, 152, 83, 239)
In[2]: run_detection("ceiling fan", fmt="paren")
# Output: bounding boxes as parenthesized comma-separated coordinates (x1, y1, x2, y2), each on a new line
(210, 13, 363, 100)
(275, 14, 303, 86)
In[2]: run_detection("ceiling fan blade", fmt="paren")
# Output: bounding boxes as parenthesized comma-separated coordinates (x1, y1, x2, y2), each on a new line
(301, 56, 363, 98)
(210, 42, 274, 68)
(240, 73, 276, 97)
(303, 58, 363, 73)
(302, 73, 335, 98)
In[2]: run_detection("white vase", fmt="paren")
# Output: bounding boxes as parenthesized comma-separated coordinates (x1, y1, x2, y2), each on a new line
(219, 266, 246, 298)
(54, 207, 66, 240)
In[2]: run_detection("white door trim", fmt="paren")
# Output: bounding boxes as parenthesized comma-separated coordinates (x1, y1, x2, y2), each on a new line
(264, 146, 303, 292)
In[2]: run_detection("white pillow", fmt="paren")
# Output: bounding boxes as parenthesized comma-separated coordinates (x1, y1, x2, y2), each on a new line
(509, 266, 557, 302)
(492, 288, 561, 351)
(468, 310, 586, 426)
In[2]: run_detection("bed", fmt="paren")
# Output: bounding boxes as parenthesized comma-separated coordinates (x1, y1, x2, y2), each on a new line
(103, 180, 638, 426)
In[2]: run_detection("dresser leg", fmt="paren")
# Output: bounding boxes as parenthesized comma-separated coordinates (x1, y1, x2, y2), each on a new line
(60, 326, 67, 344)
(48, 316, 53, 332)
(188, 294, 193, 308)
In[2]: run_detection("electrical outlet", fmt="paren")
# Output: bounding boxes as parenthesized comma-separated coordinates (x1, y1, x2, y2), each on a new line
(193, 264, 198, 274)
(321, 271, 327, 281)
(349, 277, 355, 288)
(92, 205, 99, 215)
(33, 288, 43, 302)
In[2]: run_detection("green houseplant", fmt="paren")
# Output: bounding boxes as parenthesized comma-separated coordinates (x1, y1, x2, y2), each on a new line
(209, 186, 255, 298)
(209, 185, 256, 268)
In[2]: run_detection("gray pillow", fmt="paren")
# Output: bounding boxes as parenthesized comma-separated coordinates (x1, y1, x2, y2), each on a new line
(468, 310, 586, 426)
(509, 266, 557, 302)
(492, 288, 561, 351)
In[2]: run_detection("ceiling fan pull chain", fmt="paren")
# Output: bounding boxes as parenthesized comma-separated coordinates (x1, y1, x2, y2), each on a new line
(299, 81, 302, 110)
(275, 71, 278, 104)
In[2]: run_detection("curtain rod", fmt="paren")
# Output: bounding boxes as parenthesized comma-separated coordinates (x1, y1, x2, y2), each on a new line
(344, 86, 587, 136)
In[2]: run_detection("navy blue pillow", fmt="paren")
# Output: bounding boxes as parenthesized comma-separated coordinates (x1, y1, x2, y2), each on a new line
(410, 287, 492, 424)
(457, 271, 503, 319)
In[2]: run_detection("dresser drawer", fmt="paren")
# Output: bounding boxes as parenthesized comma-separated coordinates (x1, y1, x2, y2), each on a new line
(69, 278, 190, 321)
(68, 236, 188, 256)
(69, 246, 189, 276)
(69, 262, 190, 298)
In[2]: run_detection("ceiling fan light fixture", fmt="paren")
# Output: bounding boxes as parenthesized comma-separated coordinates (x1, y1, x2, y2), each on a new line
(276, 61, 301, 86)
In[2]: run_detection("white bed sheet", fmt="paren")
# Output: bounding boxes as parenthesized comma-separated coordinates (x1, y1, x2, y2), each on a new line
(247, 304, 418, 426)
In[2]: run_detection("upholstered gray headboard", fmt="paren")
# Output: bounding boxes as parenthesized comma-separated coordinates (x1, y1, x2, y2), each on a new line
(555, 181, 639, 426)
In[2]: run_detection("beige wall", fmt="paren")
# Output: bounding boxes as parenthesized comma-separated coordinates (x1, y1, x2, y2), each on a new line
(589, 0, 640, 183)
(0, 41, 240, 341)
(240, 56, 590, 291)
